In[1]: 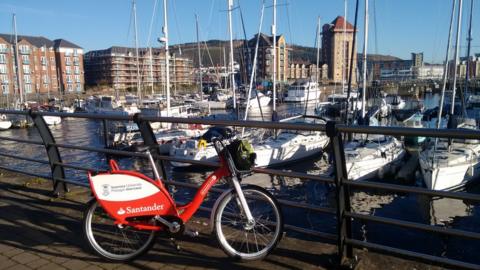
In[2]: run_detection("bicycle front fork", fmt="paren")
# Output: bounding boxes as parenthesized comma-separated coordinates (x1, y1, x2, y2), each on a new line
(231, 176, 255, 228)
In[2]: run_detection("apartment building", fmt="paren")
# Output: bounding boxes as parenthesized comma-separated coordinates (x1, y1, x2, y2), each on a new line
(322, 16, 357, 85)
(0, 34, 84, 99)
(84, 46, 194, 91)
(54, 39, 84, 92)
(0, 34, 59, 97)
(244, 33, 289, 84)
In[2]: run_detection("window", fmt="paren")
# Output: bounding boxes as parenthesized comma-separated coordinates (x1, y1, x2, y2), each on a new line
(0, 44, 7, 53)
(66, 66, 71, 74)
(23, 65, 30, 74)
(21, 55, 29, 64)
(0, 64, 6, 74)
(0, 54, 6, 64)
(50, 57, 55, 62)
(43, 75, 49, 84)
(24, 75, 31, 84)
(74, 49, 78, 56)
(67, 84, 73, 91)
(19, 45, 30, 54)
(24, 83, 32, 93)
(74, 66, 80, 74)
(66, 75, 72, 83)
(41, 56, 46, 65)
(75, 75, 80, 82)
(1, 74, 8, 84)
(1, 84, 8, 94)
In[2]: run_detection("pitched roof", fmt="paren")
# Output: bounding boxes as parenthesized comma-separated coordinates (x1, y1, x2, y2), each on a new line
(248, 33, 284, 47)
(53, 39, 82, 49)
(0, 33, 54, 47)
(324, 16, 355, 33)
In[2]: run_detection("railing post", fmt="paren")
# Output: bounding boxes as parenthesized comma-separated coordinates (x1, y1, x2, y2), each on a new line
(29, 110, 67, 197)
(326, 121, 354, 266)
(133, 113, 168, 181)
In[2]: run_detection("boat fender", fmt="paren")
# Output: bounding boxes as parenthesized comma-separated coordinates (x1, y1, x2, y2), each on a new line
(0, 114, 6, 120)
(198, 139, 207, 149)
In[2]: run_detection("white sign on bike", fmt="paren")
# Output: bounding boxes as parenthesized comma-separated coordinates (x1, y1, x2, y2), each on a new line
(91, 174, 160, 201)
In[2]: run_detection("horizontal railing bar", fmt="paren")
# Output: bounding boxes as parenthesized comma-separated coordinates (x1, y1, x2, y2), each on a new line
(28, 111, 135, 121)
(138, 115, 329, 132)
(346, 238, 480, 270)
(284, 224, 338, 241)
(254, 167, 335, 183)
(344, 180, 480, 202)
(52, 162, 99, 173)
(156, 154, 219, 167)
(278, 199, 337, 214)
(53, 177, 90, 187)
(51, 143, 146, 158)
(346, 212, 480, 241)
(337, 124, 480, 140)
(164, 179, 335, 214)
(0, 110, 29, 116)
(0, 152, 50, 165)
(0, 136, 44, 145)
(0, 165, 50, 180)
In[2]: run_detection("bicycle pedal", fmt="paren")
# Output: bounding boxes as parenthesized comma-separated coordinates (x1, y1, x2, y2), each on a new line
(183, 229, 199, 238)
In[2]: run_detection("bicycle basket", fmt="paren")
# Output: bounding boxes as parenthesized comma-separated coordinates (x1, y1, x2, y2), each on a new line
(225, 139, 256, 171)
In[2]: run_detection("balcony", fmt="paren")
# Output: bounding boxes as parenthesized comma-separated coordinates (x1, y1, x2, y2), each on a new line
(65, 61, 72, 66)
(0, 59, 6, 64)
(22, 60, 30, 65)
(65, 70, 71, 75)
(0, 48, 8, 53)
(19, 49, 30, 55)
(23, 70, 31, 74)
(74, 61, 79, 66)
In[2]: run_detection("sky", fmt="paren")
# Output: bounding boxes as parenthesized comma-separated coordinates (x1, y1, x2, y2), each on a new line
(0, 0, 479, 63)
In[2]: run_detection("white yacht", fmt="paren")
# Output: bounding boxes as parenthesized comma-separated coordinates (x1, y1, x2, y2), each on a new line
(419, 119, 480, 191)
(285, 80, 321, 103)
(344, 135, 406, 181)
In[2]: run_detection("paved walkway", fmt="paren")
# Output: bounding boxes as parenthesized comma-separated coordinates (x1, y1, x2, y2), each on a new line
(0, 169, 443, 270)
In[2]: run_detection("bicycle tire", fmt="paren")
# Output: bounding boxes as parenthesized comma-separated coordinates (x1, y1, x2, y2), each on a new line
(83, 199, 156, 261)
(214, 185, 283, 260)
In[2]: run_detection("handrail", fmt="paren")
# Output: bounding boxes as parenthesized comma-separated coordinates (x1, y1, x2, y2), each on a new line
(0, 110, 479, 269)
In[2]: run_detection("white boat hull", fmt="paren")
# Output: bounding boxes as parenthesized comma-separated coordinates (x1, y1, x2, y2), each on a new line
(43, 116, 62, 126)
(0, 120, 12, 130)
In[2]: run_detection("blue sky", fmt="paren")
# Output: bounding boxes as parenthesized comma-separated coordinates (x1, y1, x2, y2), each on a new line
(0, 0, 479, 63)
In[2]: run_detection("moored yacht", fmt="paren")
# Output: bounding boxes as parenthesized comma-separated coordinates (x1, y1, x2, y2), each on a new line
(285, 80, 321, 103)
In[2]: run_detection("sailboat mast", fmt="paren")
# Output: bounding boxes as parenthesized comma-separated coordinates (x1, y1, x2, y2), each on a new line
(342, 0, 348, 93)
(163, 0, 171, 116)
(436, 0, 457, 129)
(272, 0, 277, 114)
(450, 0, 463, 116)
(463, 0, 473, 116)
(133, 0, 142, 103)
(227, 0, 236, 109)
(361, 0, 369, 118)
(13, 14, 23, 105)
(315, 17, 321, 87)
(195, 14, 203, 100)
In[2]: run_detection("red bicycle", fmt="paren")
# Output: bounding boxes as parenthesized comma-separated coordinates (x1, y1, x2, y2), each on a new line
(83, 138, 283, 261)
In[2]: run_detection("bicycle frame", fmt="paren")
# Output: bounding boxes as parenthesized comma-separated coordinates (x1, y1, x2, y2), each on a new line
(88, 156, 231, 231)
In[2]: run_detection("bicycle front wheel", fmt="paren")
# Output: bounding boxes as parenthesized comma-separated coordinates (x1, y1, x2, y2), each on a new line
(83, 199, 156, 262)
(214, 185, 283, 260)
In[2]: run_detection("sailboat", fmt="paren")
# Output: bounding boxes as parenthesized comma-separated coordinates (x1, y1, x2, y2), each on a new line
(343, 0, 406, 181)
(419, 0, 480, 191)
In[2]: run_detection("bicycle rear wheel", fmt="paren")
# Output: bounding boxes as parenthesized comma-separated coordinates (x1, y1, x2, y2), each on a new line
(83, 199, 156, 261)
(214, 185, 283, 260)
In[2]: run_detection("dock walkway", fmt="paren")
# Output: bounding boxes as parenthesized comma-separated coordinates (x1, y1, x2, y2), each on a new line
(0, 170, 442, 270)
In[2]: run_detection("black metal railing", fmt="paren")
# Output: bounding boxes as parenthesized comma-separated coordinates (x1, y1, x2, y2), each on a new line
(0, 109, 479, 269)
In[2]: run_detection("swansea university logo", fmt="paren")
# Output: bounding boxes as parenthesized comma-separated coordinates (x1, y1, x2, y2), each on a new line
(102, 184, 111, 196)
